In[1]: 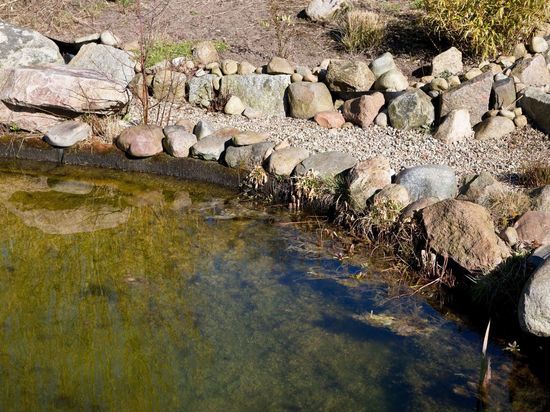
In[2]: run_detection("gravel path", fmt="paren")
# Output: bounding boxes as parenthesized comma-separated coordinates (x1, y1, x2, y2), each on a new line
(152, 103, 550, 181)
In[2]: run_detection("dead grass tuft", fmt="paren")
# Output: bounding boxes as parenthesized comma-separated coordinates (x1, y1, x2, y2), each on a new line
(484, 190, 531, 230)
(335, 9, 387, 54)
(520, 160, 550, 188)
(82, 114, 126, 144)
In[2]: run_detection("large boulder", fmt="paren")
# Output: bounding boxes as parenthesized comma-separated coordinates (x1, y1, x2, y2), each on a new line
(347, 156, 392, 209)
(0, 66, 129, 115)
(520, 87, 550, 134)
(224, 142, 274, 170)
(305, 0, 347, 21)
(0, 21, 63, 68)
(187, 74, 215, 107)
(514, 211, 550, 246)
(342, 92, 385, 128)
(266, 147, 310, 176)
(440, 71, 493, 126)
(421, 199, 510, 273)
(68, 43, 135, 86)
(287, 82, 333, 119)
(325, 60, 376, 95)
(519, 258, 550, 337)
(396, 165, 457, 202)
(0, 101, 61, 133)
(294, 151, 357, 179)
(431, 47, 463, 77)
(511, 55, 550, 87)
(43, 120, 91, 148)
(116, 125, 164, 158)
(220, 74, 291, 117)
(387, 89, 435, 130)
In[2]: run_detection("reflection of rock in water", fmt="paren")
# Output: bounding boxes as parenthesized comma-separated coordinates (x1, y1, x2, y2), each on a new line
(4, 205, 131, 235)
(170, 191, 192, 211)
(47, 178, 94, 195)
(0, 176, 130, 235)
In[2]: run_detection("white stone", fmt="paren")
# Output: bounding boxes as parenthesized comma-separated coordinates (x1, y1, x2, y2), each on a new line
(44, 121, 92, 148)
(224, 95, 246, 115)
(434, 109, 473, 144)
(530, 36, 549, 54)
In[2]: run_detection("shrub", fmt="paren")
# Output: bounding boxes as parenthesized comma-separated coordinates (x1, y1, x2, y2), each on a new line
(422, 0, 550, 58)
(336, 9, 387, 53)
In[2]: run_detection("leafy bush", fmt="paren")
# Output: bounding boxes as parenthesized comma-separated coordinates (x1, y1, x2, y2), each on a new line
(422, 0, 549, 58)
(336, 9, 386, 53)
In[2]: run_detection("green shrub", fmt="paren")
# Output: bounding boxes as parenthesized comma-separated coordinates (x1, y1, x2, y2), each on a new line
(336, 9, 387, 53)
(422, 0, 549, 58)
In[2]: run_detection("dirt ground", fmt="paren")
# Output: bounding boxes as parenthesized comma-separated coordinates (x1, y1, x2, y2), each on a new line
(0, 0, 446, 78)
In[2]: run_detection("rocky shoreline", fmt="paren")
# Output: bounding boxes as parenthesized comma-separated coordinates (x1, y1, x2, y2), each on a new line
(0, 19, 549, 339)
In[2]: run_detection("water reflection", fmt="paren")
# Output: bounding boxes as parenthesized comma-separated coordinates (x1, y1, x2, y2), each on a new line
(0, 161, 547, 411)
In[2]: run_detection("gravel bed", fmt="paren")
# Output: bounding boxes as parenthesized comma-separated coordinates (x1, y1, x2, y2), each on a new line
(132, 102, 550, 181)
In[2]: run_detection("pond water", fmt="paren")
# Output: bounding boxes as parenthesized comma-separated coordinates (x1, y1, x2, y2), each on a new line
(0, 160, 547, 411)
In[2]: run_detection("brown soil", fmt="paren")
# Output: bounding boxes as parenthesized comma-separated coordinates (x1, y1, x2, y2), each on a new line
(0, 0, 448, 78)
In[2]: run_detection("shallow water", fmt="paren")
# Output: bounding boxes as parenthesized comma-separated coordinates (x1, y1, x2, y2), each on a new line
(0, 160, 547, 411)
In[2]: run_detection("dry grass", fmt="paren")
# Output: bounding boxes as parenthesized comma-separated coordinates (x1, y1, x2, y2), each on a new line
(520, 160, 550, 188)
(484, 190, 531, 230)
(82, 114, 127, 144)
(335, 9, 387, 54)
(422, 0, 550, 58)
(0, 0, 109, 36)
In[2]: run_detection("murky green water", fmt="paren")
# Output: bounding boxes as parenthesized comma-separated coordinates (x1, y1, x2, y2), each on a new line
(0, 160, 547, 411)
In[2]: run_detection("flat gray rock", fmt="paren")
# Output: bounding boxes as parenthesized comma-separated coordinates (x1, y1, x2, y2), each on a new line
(43, 121, 91, 148)
(224, 142, 274, 170)
(294, 151, 358, 179)
(0, 21, 63, 69)
(396, 165, 457, 202)
(0, 66, 129, 115)
(190, 134, 233, 161)
(266, 147, 310, 176)
(220, 74, 291, 117)
(69, 43, 135, 86)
